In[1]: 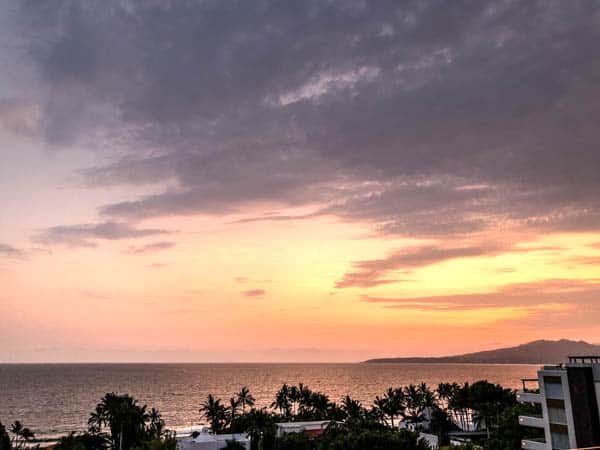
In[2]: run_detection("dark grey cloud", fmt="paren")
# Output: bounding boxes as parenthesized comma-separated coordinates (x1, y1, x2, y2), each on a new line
(243, 289, 266, 297)
(7, 1, 600, 242)
(126, 241, 175, 255)
(35, 221, 169, 247)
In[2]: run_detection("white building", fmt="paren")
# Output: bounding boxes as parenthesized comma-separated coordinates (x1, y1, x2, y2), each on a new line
(517, 356, 600, 450)
(177, 429, 250, 450)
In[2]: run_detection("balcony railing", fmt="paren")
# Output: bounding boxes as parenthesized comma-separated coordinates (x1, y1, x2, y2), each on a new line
(519, 415, 545, 428)
(517, 390, 542, 404)
(521, 437, 548, 450)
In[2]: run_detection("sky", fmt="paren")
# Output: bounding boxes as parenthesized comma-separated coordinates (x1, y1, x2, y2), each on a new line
(1, 0, 600, 362)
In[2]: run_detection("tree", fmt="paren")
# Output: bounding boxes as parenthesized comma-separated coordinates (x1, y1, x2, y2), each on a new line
(10, 421, 35, 450)
(229, 397, 240, 423)
(229, 408, 276, 450)
(55, 432, 108, 450)
(485, 403, 542, 450)
(131, 435, 176, 450)
(87, 393, 154, 450)
(340, 396, 364, 422)
(223, 440, 246, 450)
(199, 394, 228, 433)
(236, 387, 255, 415)
(271, 384, 292, 418)
(275, 432, 314, 450)
(468, 380, 516, 436)
(373, 388, 404, 428)
(147, 409, 165, 439)
(307, 392, 331, 419)
(319, 428, 430, 450)
(403, 385, 425, 424)
(0, 422, 11, 450)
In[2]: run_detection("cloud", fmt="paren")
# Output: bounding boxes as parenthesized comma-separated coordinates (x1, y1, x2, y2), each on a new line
(234, 277, 248, 283)
(81, 290, 110, 300)
(5, 0, 600, 244)
(336, 243, 506, 288)
(243, 289, 266, 297)
(0, 98, 42, 136)
(34, 222, 169, 247)
(0, 243, 26, 259)
(126, 241, 176, 255)
(361, 279, 600, 320)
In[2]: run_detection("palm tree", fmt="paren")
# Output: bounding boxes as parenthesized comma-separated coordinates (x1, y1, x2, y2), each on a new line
(87, 393, 150, 450)
(309, 392, 331, 419)
(147, 408, 164, 438)
(10, 421, 35, 450)
(373, 388, 404, 428)
(199, 394, 228, 433)
(403, 384, 425, 423)
(271, 384, 291, 418)
(229, 397, 240, 423)
(236, 387, 255, 414)
(0, 421, 11, 450)
(419, 383, 437, 409)
(340, 395, 363, 421)
(297, 383, 313, 416)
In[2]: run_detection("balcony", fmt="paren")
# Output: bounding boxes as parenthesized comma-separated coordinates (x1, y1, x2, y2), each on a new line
(519, 415, 545, 428)
(521, 438, 548, 450)
(517, 390, 542, 403)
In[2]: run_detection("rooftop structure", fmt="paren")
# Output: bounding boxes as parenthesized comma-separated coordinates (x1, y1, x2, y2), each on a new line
(276, 421, 338, 437)
(517, 355, 600, 450)
(176, 429, 250, 450)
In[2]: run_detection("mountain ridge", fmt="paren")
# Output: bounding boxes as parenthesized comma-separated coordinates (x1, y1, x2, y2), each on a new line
(364, 339, 600, 364)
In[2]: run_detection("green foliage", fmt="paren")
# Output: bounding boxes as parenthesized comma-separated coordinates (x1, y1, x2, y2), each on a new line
(0, 421, 11, 450)
(229, 408, 276, 450)
(319, 429, 430, 450)
(55, 432, 108, 450)
(484, 403, 543, 450)
(88, 393, 167, 450)
(237, 387, 256, 414)
(441, 444, 477, 450)
(10, 421, 35, 450)
(199, 394, 228, 433)
(223, 440, 246, 450)
(373, 387, 405, 427)
(275, 432, 314, 450)
(131, 436, 176, 450)
(1, 380, 529, 450)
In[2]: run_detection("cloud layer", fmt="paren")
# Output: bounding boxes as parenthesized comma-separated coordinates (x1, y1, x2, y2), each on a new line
(3, 0, 597, 242)
(34, 222, 169, 247)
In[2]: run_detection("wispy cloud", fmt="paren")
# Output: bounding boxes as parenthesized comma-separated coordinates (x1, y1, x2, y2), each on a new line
(34, 222, 170, 247)
(126, 241, 175, 255)
(0, 243, 26, 259)
(361, 279, 600, 317)
(336, 243, 506, 288)
(243, 289, 266, 298)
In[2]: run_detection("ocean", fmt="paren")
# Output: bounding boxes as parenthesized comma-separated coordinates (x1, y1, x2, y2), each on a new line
(0, 363, 539, 440)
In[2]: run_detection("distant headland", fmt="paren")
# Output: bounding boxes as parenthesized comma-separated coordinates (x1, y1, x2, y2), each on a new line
(364, 339, 600, 364)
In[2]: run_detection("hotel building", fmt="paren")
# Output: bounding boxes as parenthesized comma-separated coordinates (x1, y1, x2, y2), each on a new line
(517, 356, 600, 450)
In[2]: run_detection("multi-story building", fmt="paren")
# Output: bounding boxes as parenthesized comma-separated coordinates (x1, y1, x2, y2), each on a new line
(517, 356, 600, 450)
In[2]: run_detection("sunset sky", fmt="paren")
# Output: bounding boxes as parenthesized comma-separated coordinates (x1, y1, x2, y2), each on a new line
(2, 1, 600, 362)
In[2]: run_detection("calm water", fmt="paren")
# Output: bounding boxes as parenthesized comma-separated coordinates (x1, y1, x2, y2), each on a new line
(0, 363, 539, 439)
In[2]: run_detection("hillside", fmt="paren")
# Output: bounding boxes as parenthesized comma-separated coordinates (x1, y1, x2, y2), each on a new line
(364, 339, 600, 364)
